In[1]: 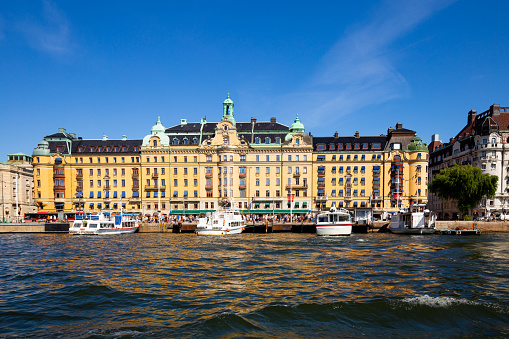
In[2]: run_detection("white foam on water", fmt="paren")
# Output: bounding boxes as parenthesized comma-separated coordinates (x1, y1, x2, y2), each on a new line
(112, 330, 142, 336)
(402, 295, 478, 307)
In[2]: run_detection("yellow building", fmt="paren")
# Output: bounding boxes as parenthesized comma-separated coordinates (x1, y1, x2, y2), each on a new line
(32, 95, 428, 219)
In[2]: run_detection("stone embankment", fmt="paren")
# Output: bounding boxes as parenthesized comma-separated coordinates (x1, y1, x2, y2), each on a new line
(1, 221, 508, 233)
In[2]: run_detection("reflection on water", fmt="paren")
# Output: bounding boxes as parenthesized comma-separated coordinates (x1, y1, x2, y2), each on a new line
(0, 233, 508, 337)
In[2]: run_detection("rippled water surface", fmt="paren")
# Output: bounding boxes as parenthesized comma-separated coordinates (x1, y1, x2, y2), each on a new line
(0, 233, 508, 338)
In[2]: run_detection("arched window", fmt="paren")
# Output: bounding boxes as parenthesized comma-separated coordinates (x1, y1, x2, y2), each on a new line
(296, 138, 300, 145)
(153, 140, 157, 147)
(265, 137, 270, 144)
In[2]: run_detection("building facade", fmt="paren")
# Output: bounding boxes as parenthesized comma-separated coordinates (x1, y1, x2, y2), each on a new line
(428, 104, 509, 219)
(0, 153, 36, 222)
(32, 95, 428, 218)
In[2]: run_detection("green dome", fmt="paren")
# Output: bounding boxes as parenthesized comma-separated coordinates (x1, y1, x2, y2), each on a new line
(151, 117, 165, 134)
(407, 135, 428, 151)
(223, 93, 233, 105)
(290, 114, 305, 133)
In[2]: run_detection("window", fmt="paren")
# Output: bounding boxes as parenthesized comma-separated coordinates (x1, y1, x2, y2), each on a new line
(266, 178, 270, 186)
(256, 155, 260, 162)
(240, 155, 246, 162)
(256, 167, 260, 174)
(266, 167, 270, 174)
(206, 155, 212, 162)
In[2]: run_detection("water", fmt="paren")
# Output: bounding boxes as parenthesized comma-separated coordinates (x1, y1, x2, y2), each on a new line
(0, 233, 508, 338)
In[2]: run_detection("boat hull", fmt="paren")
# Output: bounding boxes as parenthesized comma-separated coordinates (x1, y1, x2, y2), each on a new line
(70, 226, 139, 235)
(316, 224, 352, 236)
(196, 226, 243, 236)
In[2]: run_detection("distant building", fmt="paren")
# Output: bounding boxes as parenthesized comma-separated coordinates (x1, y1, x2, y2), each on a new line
(32, 95, 428, 217)
(0, 153, 36, 222)
(428, 104, 509, 219)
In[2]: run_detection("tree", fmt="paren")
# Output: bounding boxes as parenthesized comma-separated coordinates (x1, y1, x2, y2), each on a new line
(429, 164, 498, 217)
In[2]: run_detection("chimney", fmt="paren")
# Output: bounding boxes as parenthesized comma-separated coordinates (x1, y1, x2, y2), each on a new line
(103, 135, 108, 141)
(122, 135, 127, 141)
(396, 122, 403, 130)
(270, 117, 276, 123)
(431, 134, 440, 142)
(388, 127, 394, 134)
(468, 109, 477, 125)
(251, 118, 257, 123)
(491, 104, 501, 116)
(58, 127, 66, 134)
(354, 131, 359, 138)
(334, 131, 338, 138)
(180, 119, 187, 125)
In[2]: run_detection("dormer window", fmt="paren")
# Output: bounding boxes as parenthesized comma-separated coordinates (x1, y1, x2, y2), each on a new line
(153, 140, 157, 147)
(193, 138, 198, 145)
(275, 137, 281, 144)
(183, 138, 189, 145)
(78, 146, 83, 152)
(346, 144, 352, 150)
(329, 144, 335, 150)
(255, 137, 261, 144)
(98, 147, 102, 152)
(354, 144, 360, 150)
(106, 146, 110, 152)
(265, 137, 270, 144)
(57, 145, 64, 152)
(90, 147, 95, 152)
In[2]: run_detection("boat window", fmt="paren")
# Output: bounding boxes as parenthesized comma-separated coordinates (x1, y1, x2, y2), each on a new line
(339, 215, 349, 222)
(318, 215, 327, 223)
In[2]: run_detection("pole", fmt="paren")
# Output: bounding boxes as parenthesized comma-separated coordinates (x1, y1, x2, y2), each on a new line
(1, 173, 4, 223)
(290, 183, 293, 223)
(16, 169, 19, 223)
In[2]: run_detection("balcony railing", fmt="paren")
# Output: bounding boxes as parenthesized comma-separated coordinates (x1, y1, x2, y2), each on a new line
(205, 172, 213, 178)
(145, 185, 166, 190)
(239, 184, 246, 189)
(205, 185, 213, 190)
(239, 172, 246, 178)
(293, 172, 301, 177)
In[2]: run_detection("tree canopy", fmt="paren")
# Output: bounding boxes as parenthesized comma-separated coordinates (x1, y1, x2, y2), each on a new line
(429, 164, 498, 216)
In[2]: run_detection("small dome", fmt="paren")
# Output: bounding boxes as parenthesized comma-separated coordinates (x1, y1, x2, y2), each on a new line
(33, 140, 50, 156)
(223, 93, 233, 105)
(290, 114, 305, 133)
(407, 135, 428, 151)
(151, 117, 165, 134)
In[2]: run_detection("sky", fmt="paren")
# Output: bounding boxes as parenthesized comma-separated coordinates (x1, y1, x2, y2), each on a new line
(1, 0, 509, 161)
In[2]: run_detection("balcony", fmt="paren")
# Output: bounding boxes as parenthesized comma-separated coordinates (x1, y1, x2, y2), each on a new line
(370, 195, 382, 201)
(373, 170, 380, 176)
(285, 184, 308, 190)
(129, 197, 141, 202)
(53, 173, 65, 179)
(239, 184, 246, 190)
(76, 173, 83, 179)
(294, 172, 301, 177)
(345, 183, 352, 188)
(317, 183, 325, 188)
(344, 195, 353, 201)
(317, 171, 325, 177)
(103, 185, 111, 190)
(205, 172, 213, 178)
(145, 185, 166, 190)
(53, 185, 65, 190)
(205, 185, 213, 190)
(132, 184, 139, 189)
(152, 172, 159, 177)
(132, 172, 139, 178)
(315, 196, 327, 201)
(239, 172, 246, 178)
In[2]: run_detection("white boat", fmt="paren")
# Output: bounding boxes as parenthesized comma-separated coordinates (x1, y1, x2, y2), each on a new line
(196, 207, 245, 236)
(69, 213, 139, 235)
(389, 204, 436, 235)
(316, 207, 352, 236)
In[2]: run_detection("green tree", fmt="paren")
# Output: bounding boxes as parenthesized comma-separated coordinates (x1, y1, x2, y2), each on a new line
(429, 164, 498, 217)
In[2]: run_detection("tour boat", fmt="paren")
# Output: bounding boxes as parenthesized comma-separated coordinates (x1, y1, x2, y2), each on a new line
(196, 204, 245, 236)
(315, 207, 352, 236)
(69, 213, 139, 235)
(389, 204, 436, 235)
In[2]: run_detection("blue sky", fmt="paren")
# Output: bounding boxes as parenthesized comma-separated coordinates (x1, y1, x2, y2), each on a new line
(1, 0, 509, 161)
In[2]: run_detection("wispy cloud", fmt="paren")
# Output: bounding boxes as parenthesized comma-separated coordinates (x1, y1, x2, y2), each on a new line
(280, 0, 455, 130)
(18, 0, 73, 55)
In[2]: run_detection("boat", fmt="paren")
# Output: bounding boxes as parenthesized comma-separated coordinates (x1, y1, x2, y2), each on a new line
(69, 213, 139, 235)
(315, 207, 352, 236)
(389, 204, 436, 234)
(196, 201, 245, 236)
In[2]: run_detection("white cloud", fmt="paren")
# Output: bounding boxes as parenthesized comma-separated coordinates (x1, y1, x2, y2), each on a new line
(280, 0, 455, 129)
(18, 0, 73, 55)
